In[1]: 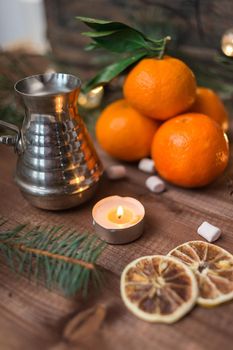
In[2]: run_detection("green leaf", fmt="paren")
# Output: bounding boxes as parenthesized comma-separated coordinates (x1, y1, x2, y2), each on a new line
(76, 16, 132, 32)
(77, 16, 166, 52)
(76, 17, 171, 90)
(84, 42, 100, 51)
(83, 51, 147, 92)
(82, 30, 117, 38)
(86, 28, 152, 53)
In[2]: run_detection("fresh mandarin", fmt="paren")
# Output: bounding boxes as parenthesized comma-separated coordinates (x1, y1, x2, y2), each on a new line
(189, 87, 229, 131)
(96, 99, 159, 162)
(123, 56, 196, 120)
(151, 113, 229, 187)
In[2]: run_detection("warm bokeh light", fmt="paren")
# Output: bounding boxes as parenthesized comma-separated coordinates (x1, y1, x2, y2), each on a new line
(55, 96, 63, 114)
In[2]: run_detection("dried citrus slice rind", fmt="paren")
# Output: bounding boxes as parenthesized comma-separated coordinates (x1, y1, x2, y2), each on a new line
(168, 241, 233, 307)
(120, 255, 198, 323)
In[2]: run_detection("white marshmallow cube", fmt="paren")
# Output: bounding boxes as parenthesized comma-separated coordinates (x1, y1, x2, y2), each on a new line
(197, 221, 221, 242)
(106, 165, 126, 180)
(145, 176, 165, 193)
(138, 158, 155, 173)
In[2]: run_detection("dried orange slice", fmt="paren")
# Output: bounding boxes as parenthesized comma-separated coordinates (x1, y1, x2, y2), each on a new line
(168, 241, 233, 307)
(120, 255, 198, 323)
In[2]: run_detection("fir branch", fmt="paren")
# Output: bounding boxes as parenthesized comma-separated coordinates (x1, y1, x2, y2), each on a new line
(0, 220, 105, 296)
(5, 242, 95, 270)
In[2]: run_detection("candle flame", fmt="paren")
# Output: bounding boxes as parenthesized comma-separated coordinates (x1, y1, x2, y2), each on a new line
(117, 205, 124, 219)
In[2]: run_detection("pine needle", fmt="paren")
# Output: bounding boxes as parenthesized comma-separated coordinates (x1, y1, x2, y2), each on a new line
(0, 219, 105, 296)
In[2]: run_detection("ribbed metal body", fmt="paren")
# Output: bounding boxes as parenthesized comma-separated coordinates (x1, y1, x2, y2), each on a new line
(12, 73, 103, 210)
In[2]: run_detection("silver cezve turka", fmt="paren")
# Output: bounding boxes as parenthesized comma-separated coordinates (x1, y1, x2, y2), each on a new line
(0, 73, 103, 210)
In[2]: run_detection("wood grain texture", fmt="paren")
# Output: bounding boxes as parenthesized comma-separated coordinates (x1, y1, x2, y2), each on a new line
(0, 135, 233, 349)
(0, 46, 232, 350)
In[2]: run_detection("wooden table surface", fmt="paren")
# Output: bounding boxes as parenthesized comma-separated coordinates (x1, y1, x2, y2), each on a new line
(0, 132, 233, 350)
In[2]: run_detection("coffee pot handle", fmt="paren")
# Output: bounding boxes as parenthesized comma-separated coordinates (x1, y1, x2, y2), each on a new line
(0, 120, 20, 151)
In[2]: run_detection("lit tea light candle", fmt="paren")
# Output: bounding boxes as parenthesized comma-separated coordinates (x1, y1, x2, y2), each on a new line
(92, 195, 145, 244)
(108, 205, 133, 225)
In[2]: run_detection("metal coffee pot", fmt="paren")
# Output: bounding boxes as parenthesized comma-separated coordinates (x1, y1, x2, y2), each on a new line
(0, 73, 103, 210)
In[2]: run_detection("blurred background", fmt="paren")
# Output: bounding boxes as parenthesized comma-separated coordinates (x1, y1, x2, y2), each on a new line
(0, 0, 232, 130)
(0, 0, 48, 53)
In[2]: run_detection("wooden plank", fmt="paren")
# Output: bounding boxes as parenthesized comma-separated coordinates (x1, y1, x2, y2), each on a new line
(0, 260, 232, 350)
(0, 138, 233, 349)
